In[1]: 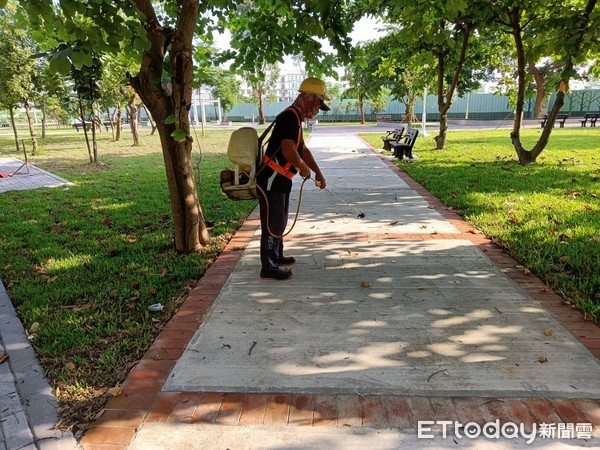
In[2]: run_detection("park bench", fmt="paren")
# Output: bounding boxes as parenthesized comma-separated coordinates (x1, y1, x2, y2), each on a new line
(580, 112, 599, 127)
(72, 122, 92, 132)
(375, 114, 392, 122)
(381, 125, 405, 151)
(390, 128, 419, 160)
(539, 114, 568, 128)
(73, 121, 110, 132)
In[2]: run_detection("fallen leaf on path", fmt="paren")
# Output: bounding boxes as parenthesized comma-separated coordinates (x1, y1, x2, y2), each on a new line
(360, 281, 372, 288)
(538, 356, 548, 363)
(544, 329, 553, 336)
(107, 386, 123, 397)
(0, 353, 8, 364)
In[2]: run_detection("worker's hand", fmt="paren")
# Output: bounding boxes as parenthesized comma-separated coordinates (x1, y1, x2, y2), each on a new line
(315, 173, 326, 189)
(299, 163, 311, 179)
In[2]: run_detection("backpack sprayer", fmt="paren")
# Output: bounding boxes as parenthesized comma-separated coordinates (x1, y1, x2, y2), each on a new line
(220, 121, 365, 236)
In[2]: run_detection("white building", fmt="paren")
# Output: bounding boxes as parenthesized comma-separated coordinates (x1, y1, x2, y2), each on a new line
(238, 72, 305, 102)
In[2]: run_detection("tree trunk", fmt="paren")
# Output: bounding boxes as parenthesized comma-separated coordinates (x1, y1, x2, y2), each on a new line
(107, 108, 116, 140)
(9, 105, 19, 153)
(434, 53, 449, 149)
(91, 102, 99, 163)
(434, 22, 471, 150)
(143, 105, 157, 135)
(128, 103, 140, 146)
(359, 95, 365, 124)
(116, 109, 122, 141)
(41, 98, 47, 139)
(509, 6, 560, 164)
(257, 84, 265, 125)
(24, 100, 39, 155)
(130, 0, 209, 253)
(404, 91, 417, 128)
(528, 62, 547, 119)
(507, 2, 596, 164)
(78, 97, 93, 163)
(93, 110, 104, 133)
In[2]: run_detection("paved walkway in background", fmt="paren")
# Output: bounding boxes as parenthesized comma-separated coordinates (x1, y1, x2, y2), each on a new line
(0, 157, 73, 193)
(1, 122, 599, 449)
(80, 125, 600, 449)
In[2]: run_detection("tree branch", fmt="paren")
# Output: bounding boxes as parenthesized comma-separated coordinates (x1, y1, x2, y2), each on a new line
(443, 21, 472, 112)
(131, 0, 158, 24)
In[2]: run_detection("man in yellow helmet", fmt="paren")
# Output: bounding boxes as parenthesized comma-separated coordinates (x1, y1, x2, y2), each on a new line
(257, 77, 330, 280)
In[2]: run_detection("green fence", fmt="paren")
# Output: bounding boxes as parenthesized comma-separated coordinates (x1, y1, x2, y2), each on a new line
(225, 89, 600, 122)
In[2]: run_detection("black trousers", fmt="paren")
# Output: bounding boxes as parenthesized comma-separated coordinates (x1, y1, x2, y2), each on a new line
(259, 190, 290, 270)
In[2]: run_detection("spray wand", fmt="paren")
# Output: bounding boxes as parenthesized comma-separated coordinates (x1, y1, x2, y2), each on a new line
(310, 177, 365, 219)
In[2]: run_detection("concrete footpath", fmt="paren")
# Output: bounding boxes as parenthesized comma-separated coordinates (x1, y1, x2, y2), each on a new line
(1, 122, 599, 449)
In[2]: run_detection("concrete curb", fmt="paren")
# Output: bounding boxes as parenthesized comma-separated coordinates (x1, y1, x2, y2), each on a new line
(0, 282, 80, 450)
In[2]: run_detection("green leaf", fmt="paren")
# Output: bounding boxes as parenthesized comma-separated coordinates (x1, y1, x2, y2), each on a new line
(71, 50, 85, 70)
(133, 36, 148, 52)
(170, 129, 187, 141)
(49, 52, 72, 75)
(163, 115, 176, 124)
(30, 30, 46, 43)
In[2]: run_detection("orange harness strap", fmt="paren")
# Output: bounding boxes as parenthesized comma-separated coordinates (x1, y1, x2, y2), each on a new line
(261, 107, 302, 179)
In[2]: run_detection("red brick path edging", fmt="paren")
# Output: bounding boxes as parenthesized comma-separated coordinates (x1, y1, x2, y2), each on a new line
(80, 141, 600, 449)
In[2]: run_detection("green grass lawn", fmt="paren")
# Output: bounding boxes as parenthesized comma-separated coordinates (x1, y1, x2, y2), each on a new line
(0, 126, 256, 432)
(361, 128, 600, 320)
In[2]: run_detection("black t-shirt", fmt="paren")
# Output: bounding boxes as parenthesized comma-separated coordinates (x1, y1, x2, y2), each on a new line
(257, 107, 304, 193)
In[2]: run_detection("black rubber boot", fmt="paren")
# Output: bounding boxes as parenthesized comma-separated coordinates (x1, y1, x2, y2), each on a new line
(277, 256, 296, 265)
(260, 268, 293, 280)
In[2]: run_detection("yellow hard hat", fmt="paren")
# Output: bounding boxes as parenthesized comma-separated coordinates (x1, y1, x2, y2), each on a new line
(299, 77, 331, 101)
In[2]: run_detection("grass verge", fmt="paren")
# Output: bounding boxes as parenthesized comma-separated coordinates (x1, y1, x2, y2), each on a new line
(361, 127, 600, 321)
(0, 127, 256, 435)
